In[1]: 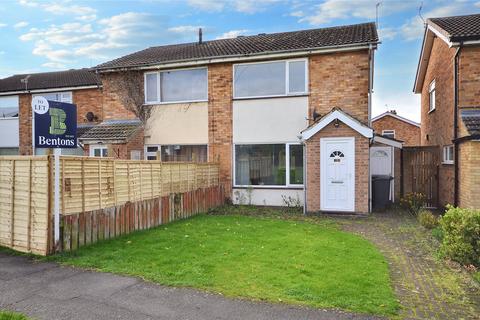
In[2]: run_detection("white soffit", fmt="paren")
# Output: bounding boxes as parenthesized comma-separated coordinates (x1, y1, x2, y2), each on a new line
(373, 135, 403, 149)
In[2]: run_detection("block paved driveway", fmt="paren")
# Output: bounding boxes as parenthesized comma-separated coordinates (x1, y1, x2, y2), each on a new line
(0, 253, 382, 320)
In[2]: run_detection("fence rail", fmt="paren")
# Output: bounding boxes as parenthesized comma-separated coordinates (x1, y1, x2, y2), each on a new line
(0, 155, 223, 255)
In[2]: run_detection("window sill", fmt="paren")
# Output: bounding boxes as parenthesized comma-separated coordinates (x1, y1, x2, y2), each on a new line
(144, 100, 208, 106)
(428, 108, 436, 114)
(0, 117, 19, 120)
(233, 93, 309, 101)
(233, 186, 304, 190)
(442, 161, 454, 165)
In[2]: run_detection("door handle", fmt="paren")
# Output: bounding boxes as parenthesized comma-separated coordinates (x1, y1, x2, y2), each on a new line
(331, 180, 343, 184)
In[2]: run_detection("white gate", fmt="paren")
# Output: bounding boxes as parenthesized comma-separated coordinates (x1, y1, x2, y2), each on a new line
(370, 146, 394, 201)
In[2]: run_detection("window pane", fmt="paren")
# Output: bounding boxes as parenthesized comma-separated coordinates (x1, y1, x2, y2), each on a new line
(146, 73, 158, 102)
(146, 146, 159, 152)
(0, 96, 19, 118)
(235, 144, 286, 186)
(94, 149, 101, 157)
(160, 68, 207, 102)
(289, 61, 306, 93)
(289, 144, 303, 184)
(161, 145, 207, 162)
(102, 149, 108, 157)
(234, 62, 286, 97)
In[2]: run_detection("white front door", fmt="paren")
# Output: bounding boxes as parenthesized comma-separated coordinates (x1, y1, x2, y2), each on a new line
(320, 137, 355, 212)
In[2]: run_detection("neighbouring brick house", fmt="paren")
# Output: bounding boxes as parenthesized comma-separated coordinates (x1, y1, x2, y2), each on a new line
(414, 13, 480, 209)
(0, 69, 143, 159)
(95, 22, 394, 213)
(372, 110, 420, 146)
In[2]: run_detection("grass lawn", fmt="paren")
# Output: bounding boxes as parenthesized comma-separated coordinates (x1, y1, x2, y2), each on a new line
(51, 214, 398, 316)
(0, 311, 29, 320)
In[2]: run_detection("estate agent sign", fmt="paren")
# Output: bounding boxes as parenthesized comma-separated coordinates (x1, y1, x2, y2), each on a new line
(32, 96, 77, 148)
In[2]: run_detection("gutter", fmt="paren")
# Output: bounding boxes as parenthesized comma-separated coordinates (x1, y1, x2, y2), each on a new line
(0, 85, 102, 96)
(453, 46, 461, 206)
(96, 42, 379, 73)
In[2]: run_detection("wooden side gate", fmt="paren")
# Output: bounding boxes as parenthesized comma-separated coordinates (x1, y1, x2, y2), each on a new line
(401, 146, 440, 208)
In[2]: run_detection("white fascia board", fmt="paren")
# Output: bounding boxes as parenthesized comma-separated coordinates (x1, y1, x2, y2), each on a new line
(372, 112, 420, 127)
(301, 110, 373, 140)
(414, 28, 434, 93)
(427, 25, 453, 47)
(97, 43, 377, 73)
(373, 135, 403, 149)
(0, 85, 101, 96)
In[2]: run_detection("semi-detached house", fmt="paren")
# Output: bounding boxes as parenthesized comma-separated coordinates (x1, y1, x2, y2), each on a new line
(95, 22, 393, 213)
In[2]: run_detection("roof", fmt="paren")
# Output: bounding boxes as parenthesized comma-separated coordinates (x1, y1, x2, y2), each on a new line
(77, 123, 96, 137)
(461, 109, 480, 135)
(414, 13, 480, 93)
(372, 111, 420, 127)
(301, 107, 373, 140)
(373, 134, 403, 149)
(96, 23, 378, 71)
(0, 69, 101, 94)
(429, 14, 480, 43)
(78, 119, 142, 142)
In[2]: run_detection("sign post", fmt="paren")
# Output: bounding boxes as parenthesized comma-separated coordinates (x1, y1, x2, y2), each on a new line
(32, 97, 77, 250)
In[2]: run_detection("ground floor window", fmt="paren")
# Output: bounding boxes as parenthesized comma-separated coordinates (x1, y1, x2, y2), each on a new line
(443, 145, 454, 164)
(0, 147, 19, 155)
(145, 144, 207, 162)
(90, 145, 108, 157)
(234, 143, 303, 187)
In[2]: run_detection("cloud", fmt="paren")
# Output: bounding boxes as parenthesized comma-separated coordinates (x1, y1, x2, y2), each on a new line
(42, 62, 65, 68)
(42, 3, 96, 16)
(0, 23, 7, 28)
(20, 11, 201, 65)
(299, 0, 414, 25)
(216, 29, 249, 39)
(187, 0, 281, 13)
(0, 51, 5, 55)
(14, 21, 29, 29)
(187, 0, 224, 12)
(400, 2, 474, 41)
(378, 27, 397, 41)
(18, 0, 39, 7)
(290, 11, 304, 18)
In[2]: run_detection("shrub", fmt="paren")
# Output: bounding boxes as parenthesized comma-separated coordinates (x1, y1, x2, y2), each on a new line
(439, 205, 480, 267)
(417, 209, 438, 229)
(431, 226, 444, 242)
(400, 192, 426, 215)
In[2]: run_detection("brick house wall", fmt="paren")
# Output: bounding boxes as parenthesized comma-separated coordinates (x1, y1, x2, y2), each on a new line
(420, 37, 456, 206)
(305, 121, 369, 213)
(208, 63, 233, 196)
(100, 73, 138, 120)
(18, 88, 103, 155)
(458, 141, 480, 209)
(372, 115, 420, 146)
(309, 50, 370, 124)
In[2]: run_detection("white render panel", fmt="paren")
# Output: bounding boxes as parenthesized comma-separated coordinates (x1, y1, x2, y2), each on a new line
(232, 188, 304, 206)
(145, 102, 208, 145)
(0, 118, 19, 147)
(233, 96, 308, 143)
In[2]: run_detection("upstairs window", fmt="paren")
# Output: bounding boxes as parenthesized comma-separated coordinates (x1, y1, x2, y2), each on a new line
(0, 96, 19, 118)
(382, 130, 395, 139)
(233, 59, 307, 98)
(144, 67, 208, 104)
(429, 80, 436, 112)
(33, 91, 72, 104)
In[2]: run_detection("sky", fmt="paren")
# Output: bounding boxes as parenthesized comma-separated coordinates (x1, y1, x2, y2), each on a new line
(0, 0, 479, 122)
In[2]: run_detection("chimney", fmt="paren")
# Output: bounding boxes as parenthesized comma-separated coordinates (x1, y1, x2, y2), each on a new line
(198, 28, 203, 44)
(390, 109, 397, 115)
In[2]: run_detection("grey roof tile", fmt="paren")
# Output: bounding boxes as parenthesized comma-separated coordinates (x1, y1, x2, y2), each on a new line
(78, 119, 142, 142)
(0, 69, 101, 93)
(461, 109, 480, 135)
(429, 13, 480, 42)
(96, 23, 378, 70)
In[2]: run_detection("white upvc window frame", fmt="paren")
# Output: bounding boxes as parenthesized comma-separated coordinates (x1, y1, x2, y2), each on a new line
(442, 145, 454, 164)
(232, 58, 309, 99)
(382, 129, 395, 139)
(232, 142, 304, 188)
(429, 80, 436, 112)
(143, 67, 208, 105)
(0, 95, 19, 119)
(33, 91, 73, 104)
(144, 144, 161, 160)
(89, 144, 108, 158)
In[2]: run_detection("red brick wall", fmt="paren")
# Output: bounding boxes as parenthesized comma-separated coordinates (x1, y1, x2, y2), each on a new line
(18, 94, 33, 155)
(83, 128, 144, 160)
(309, 50, 370, 124)
(305, 122, 369, 213)
(208, 63, 233, 196)
(73, 88, 103, 124)
(100, 73, 138, 120)
(372, 115, 420, 146)
(420, 37, 456, 206)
